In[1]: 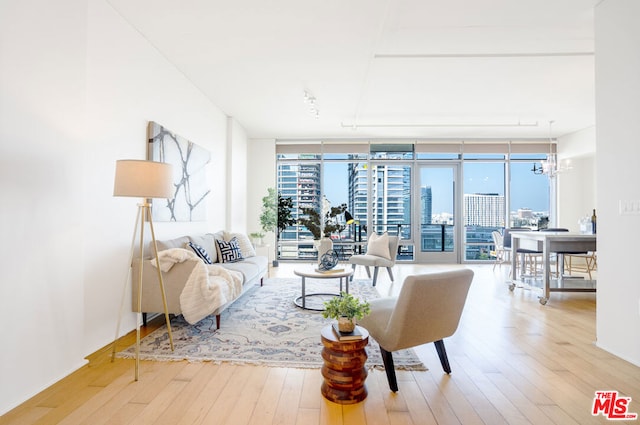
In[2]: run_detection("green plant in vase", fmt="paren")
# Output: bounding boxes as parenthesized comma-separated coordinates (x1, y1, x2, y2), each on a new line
(299, 202, 348, 240)
(322, 292, 371, 333)
(249, 232, 265, 246)
(260, 188, 295, 266)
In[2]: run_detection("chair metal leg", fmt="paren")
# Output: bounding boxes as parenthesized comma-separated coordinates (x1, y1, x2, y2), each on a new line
(380, 347, 398, 392)
(434, 339, 451, 374)
(350, 263, 356, 281)
(364, 266, 371, 278)
(386, 267, 394, 282)
(372, 267, 379, 286)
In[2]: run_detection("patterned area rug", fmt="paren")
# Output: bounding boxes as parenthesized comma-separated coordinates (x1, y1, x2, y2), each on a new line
(118, 277, 426, 370)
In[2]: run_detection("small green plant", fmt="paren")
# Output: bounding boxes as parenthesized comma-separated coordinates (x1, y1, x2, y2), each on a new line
(249, 232, 265, 239)
(322, 292, 371, 321)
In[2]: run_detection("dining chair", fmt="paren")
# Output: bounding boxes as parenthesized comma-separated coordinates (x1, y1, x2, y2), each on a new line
(564, 252, 597, 279)
(491, 230, 508, 270)
(358, 269, 474, 392)
(540, 228, 590, 277)
(542, 228, 595, 279)
(503, 228, 542, 277)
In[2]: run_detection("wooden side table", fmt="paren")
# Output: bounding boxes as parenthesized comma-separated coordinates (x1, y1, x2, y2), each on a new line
(320, 324, 369, 404)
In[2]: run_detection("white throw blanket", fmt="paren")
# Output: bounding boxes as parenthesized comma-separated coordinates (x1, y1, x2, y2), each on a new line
(152, 248, 244, 324)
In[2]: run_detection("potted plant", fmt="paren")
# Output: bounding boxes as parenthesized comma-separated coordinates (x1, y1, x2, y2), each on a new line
(260, 188, 296, 266)
(249, 231, 265, 246)
(299, 199, 347, 263)
(259, 188, 277, 237)
(277, 194, 296, 237)
(322, 292, 371, 333)
(299, 202, 348, 240)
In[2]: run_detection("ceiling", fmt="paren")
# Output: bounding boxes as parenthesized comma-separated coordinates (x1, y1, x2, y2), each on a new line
(108, 0, 598, 141)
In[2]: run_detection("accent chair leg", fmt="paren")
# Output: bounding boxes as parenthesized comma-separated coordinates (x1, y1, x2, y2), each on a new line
(350, 263, 356, 281)
(434, 339, 451, 374)
(260, 277, 264, 287)
(216, 314, 221, 330)
(372, 267, 379, 286)
(386, 267, 394, 282)
(364, 266, 371, 278)
(142, 313, 147, 327)
(380, 347, 399, 392)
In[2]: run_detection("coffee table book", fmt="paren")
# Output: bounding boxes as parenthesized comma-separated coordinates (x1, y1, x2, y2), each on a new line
(314, 267, 346, 274)
(332, 323, 364, 341)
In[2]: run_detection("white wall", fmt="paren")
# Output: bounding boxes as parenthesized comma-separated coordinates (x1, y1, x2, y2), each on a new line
(594, 0, 640, 365)
(557, 126, 596, 231)
(0, 0, 88, 414)
(0, 0, 245, 414)
(247, 139, 277, 249)
(226, 117, 248, 232)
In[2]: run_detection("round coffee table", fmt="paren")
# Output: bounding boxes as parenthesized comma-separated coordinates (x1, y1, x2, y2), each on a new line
(293, 268, 354, 311)
(320, 324, 369, 404)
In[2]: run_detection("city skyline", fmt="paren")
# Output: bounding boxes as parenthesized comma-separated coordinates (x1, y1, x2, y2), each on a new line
(323, 161, 550, 216)
(278, 158, 551, 261)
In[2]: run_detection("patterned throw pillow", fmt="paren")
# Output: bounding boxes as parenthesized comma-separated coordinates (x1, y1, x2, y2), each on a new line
(187, 241, 213, 264)
(215, 237, 244, 263)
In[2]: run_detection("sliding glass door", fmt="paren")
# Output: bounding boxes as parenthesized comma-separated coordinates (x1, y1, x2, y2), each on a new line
(415, 164, 458, 263)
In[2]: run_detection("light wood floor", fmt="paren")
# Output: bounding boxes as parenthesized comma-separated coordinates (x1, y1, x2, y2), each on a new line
(3, 263, 640, 425)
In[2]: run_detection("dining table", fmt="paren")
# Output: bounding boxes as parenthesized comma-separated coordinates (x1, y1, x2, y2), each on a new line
(509, 231, 597, 305)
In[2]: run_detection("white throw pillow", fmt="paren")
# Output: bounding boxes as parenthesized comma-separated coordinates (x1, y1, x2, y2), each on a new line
(226, 232, 256, 258)
(366, 232, 390, 259)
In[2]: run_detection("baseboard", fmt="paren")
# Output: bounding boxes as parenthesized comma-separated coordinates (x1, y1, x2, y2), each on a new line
(1, 359, 89, 416)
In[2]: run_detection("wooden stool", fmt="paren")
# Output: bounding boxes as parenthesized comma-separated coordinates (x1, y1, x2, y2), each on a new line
(320, 324, 369, 404)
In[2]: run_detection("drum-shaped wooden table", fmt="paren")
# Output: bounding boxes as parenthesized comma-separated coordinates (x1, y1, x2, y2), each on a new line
(320, 324, 369, 404)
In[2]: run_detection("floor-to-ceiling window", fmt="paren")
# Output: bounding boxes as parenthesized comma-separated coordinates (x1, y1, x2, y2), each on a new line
(276, 155, 322, 260)
(276, 141, 552, 263)
(462, 155, 506, 261)
(509, 155, 550, 228)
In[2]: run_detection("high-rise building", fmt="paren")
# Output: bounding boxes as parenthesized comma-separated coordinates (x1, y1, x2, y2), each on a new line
(277, 160, 321, 259)
(279, 160, 415, 259)
(421, 186, 433, 225)
(348, 163, 410, 239)
(347, 161, 368, 226)
(464, 193, 505, 227)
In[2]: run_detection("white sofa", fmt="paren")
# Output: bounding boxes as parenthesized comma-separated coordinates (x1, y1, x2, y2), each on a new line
(131, 231, 268, 328)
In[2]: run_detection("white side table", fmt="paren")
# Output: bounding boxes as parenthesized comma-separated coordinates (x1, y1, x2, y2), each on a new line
(255, 244, 272, 276)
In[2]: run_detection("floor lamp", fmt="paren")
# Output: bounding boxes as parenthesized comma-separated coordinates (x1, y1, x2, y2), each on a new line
(111, 159, 175, 381)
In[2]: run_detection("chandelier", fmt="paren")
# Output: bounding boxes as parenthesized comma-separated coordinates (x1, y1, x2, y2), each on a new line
(531, 121, 571, 177)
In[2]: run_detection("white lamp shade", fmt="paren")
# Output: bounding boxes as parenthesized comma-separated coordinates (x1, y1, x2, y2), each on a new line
(113, 160, 174, 198)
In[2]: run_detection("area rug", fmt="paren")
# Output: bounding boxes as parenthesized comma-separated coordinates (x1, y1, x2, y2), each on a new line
(117, 277, 426, 371)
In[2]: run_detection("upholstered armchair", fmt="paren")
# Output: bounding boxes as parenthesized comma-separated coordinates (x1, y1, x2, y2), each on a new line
(348, 233, 400, 286)
(358, 269, 474, 392)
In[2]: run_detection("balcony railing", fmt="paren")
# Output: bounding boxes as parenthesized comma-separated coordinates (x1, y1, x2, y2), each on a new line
(276, 223, 504, 262)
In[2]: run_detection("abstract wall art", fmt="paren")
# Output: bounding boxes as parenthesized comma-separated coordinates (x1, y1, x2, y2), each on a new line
(147, 121, 211, 221)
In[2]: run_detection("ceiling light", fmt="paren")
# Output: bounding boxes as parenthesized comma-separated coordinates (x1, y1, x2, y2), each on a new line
(303, 90, 319, 119)
(531, 120, 571, 177)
